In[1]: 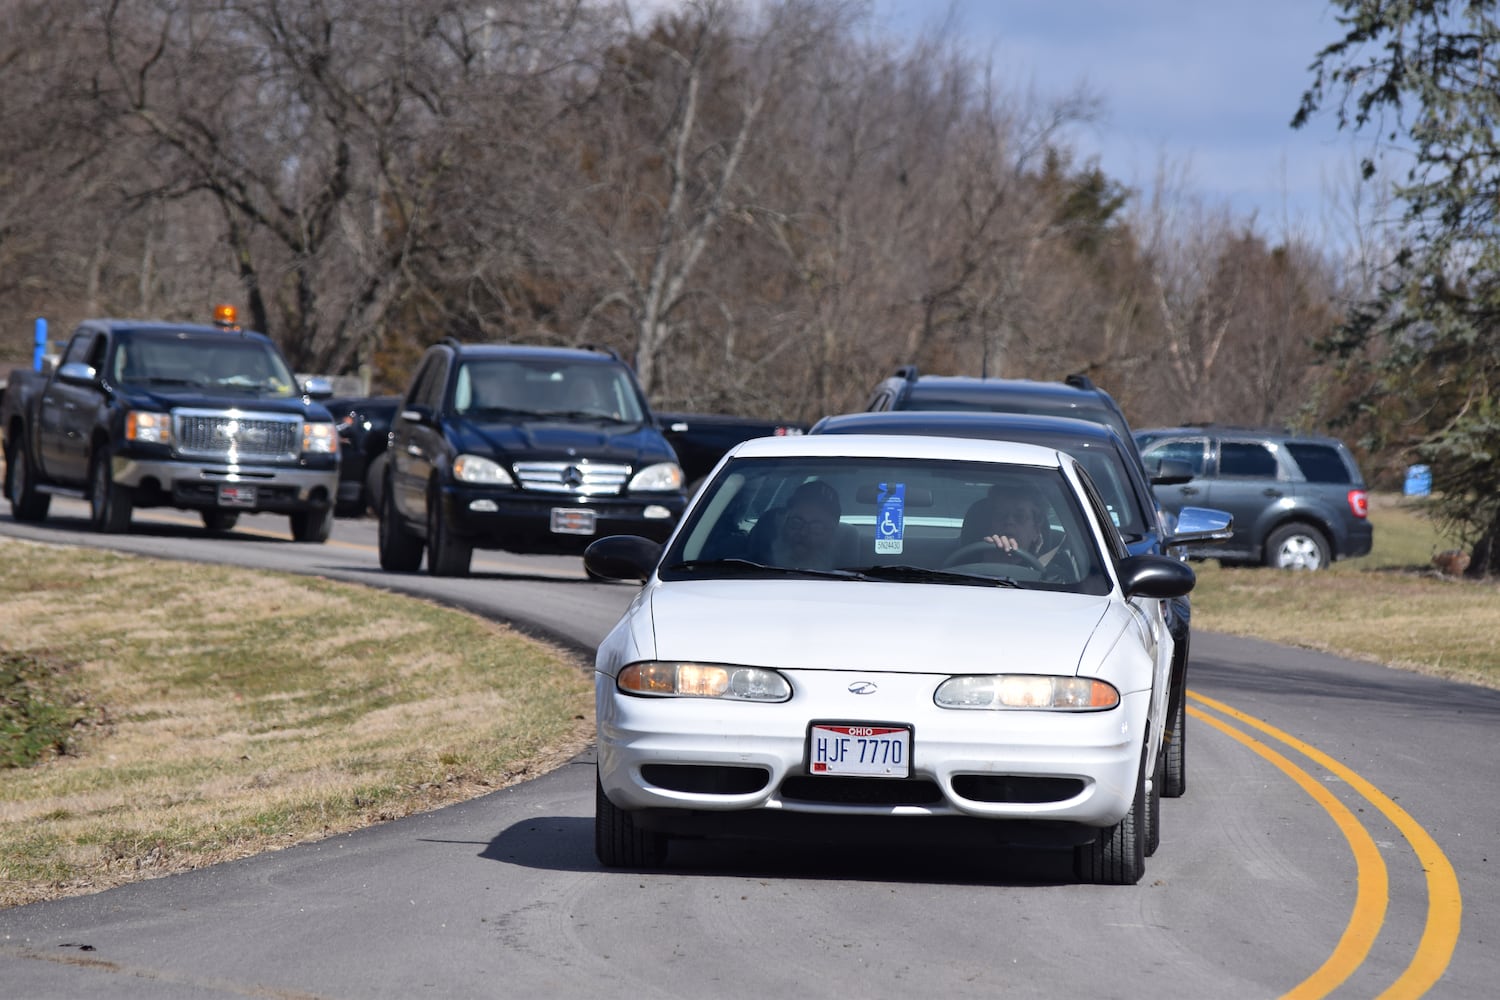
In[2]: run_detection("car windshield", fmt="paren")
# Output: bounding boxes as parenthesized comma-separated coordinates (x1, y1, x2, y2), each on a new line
(661, 456, 1111, 594)
(451, 359, 646, 423)
(112, 332, 298, 398)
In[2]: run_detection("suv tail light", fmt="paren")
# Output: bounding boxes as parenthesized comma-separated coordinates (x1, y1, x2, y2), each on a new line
(1348, 489, 1369, 518)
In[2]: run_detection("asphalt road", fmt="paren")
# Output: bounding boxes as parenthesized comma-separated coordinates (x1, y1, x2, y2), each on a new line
(1, 501, 1496, 999)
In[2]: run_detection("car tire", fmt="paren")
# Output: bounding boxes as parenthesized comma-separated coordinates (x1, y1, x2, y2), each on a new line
(7, 443, 51, 522)
(1264, 522, 1331, 570)
(202, 509, 240, 533)
(426, 487, 472, 577)
(1163, 681, 1187, 798)
(595, 773, 668, 868)
(378, 485, 424, 571)
(363, 451, 388, 516)
(88, 447, 133, 533)
(289, 506, 333, 543)
(1075, 744, 1147, 885)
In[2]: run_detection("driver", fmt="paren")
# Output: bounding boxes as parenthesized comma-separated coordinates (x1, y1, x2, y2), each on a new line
(980, 483, 1068, 569)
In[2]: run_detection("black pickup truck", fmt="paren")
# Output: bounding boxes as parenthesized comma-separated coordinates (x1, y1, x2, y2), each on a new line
(656, 411, 808, 492)
(2, 314, 341, 541)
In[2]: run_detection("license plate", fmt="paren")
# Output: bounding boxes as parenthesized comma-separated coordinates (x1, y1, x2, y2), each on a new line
(807, 724, 911, 778)
(550, 507, 596, 535)
(217, 484, 257, 508)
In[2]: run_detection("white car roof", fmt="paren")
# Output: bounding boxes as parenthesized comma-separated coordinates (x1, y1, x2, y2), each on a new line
(728, 432, 1066, 468)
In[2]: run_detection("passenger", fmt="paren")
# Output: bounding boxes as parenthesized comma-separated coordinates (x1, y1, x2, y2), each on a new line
(764, 479, 843, 570)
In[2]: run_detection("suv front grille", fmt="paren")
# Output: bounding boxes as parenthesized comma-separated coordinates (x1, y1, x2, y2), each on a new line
(513, 461, 630, 495)
(174, 409, 302, 461)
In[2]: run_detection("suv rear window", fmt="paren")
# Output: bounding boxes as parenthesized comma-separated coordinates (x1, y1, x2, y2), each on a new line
(1285, 443, 1353, 484)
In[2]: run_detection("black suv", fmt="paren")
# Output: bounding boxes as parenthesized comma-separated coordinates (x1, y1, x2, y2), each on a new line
(378, 342, 687, 576)
(810, 410, 1232, 799)
(1136, 426, 1373, 570)
(865, 367, 1142, 462)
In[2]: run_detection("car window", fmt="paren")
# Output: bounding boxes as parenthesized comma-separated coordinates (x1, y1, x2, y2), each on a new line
(1143, 438, 1207, 476)
(1284, 443, 1353, 484)
(667, 456, 1110, 593)
(1218, 441, 1280, 478)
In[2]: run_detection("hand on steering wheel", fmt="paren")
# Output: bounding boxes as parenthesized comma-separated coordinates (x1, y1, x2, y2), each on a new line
(942, 539, 1046, 572)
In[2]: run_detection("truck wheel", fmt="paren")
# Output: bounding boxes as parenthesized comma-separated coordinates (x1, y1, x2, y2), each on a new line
(289, 506, 333, 543)
(8, 444, 51, 522)
(426, 489, 472, 577)
(378, 487, 424, 571)
(89, 448, 133, 533)
(202, 510, 240, 532)
(363, 451, 388, 517)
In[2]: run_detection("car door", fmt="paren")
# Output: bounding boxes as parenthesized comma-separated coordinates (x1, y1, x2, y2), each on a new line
(37, 331, 103, 484)
(390, 352, 449, 523)
(1200, 437, 1290, 554)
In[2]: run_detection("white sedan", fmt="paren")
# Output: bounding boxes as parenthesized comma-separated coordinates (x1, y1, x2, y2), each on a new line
(584, 433, 1196, 885)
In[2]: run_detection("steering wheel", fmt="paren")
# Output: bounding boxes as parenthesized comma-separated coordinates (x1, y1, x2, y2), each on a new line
(942, 540, 1046, 573)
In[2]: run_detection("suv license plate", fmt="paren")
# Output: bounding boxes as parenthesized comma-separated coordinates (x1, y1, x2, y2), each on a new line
(218, 484, 257, 508)
(808, 724, 911, 778)
(550, 507, 597, 535)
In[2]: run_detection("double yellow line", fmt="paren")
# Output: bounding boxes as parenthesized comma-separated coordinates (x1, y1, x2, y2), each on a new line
(1189, 692, 1463, 999)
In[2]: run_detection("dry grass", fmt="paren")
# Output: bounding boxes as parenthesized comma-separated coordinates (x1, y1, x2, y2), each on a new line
(1189, 493, 1500, 689)
(0, 537, 593, 908)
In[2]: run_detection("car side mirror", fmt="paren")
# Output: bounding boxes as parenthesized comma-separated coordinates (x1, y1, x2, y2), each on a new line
(584, 535, 663, 583)
(1118, 554, 1196, 599)
(1164, 506, 1234, 547)
(300, 376, 334, 400)
(400, 404, 437, 427)
(57, 362, 98, 386)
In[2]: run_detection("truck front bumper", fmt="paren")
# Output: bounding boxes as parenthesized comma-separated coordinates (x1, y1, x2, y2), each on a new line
(113, 456, 338, 512)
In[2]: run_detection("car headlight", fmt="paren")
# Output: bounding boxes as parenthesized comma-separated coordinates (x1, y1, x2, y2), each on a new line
(302, 421, 338, 454)
(453, 454, 515, 486)
(125, 410, 171, 445)
(617, 661, 791, 702)
(628, 462, 684, 492)
(934, 675, 1119, 710)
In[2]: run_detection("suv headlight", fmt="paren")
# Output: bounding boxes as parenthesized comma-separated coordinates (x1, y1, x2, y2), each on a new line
(302, 421, 338, 454)
(629, 462, 684, 492)
(934, 675, 1119, 710)
(454, 454, 515, 486)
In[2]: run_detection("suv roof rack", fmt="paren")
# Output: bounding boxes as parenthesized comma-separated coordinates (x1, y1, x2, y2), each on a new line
(894, 364, 920, 382)
(578, 343, 622, 362)
(1064, 372, 1096, 391)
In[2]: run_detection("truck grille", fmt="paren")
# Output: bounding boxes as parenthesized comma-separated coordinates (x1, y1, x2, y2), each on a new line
(173, 409, 302, 461)
(512, 461, 630, 495)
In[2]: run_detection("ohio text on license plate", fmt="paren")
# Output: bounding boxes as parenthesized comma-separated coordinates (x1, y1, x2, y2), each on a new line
(808, 724, 911, 778)
(550, 507, 597, 535)
(217, 484, 257, 507)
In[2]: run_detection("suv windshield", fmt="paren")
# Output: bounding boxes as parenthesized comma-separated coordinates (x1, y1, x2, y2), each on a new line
(451, 359, 645, 422)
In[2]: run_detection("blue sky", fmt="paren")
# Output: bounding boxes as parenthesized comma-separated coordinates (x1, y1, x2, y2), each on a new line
(871, 1, 1368, 238)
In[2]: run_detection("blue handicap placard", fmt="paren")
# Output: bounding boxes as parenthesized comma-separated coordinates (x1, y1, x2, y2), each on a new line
(875, 482, 905, 554)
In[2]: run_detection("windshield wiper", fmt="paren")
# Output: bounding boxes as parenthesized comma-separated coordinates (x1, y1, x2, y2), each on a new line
(666, 558, 861, 580)
(841, 564, 1021, 588)
(132, 376, 201, 387)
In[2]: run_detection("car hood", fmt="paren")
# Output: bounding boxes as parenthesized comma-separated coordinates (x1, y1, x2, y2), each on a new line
(449, 417, 675, 465)
(642, 581, 1124, 677)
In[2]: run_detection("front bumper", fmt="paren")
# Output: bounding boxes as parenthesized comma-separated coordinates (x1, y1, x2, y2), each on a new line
(597, 668, 1148, 831)
(443, 485, 686, 555)
(113, 455, 338, 513)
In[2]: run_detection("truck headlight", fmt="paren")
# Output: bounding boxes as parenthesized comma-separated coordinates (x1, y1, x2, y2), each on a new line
(454, 454, 515, 485)
(302, 421, 338, 454)
(629, 462, 684, 492)
(125, 411, 171, 445)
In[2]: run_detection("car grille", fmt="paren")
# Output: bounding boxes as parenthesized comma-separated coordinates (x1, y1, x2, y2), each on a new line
(780, 775, 945, 806)
(513, 460, 630, 495)
(173, 409, 302, 461)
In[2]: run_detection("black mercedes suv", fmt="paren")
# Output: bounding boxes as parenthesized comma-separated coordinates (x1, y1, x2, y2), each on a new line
(378, 341, 687, 576)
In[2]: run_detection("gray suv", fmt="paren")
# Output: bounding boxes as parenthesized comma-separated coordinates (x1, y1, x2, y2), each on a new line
(1136, 427, 1373, 570)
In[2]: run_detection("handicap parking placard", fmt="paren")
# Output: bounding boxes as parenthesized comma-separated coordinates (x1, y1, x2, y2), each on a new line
(875, 482, 905, 554)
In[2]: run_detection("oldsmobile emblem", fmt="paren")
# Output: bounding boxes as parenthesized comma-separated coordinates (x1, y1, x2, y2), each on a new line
(847, 681, 878, 695)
